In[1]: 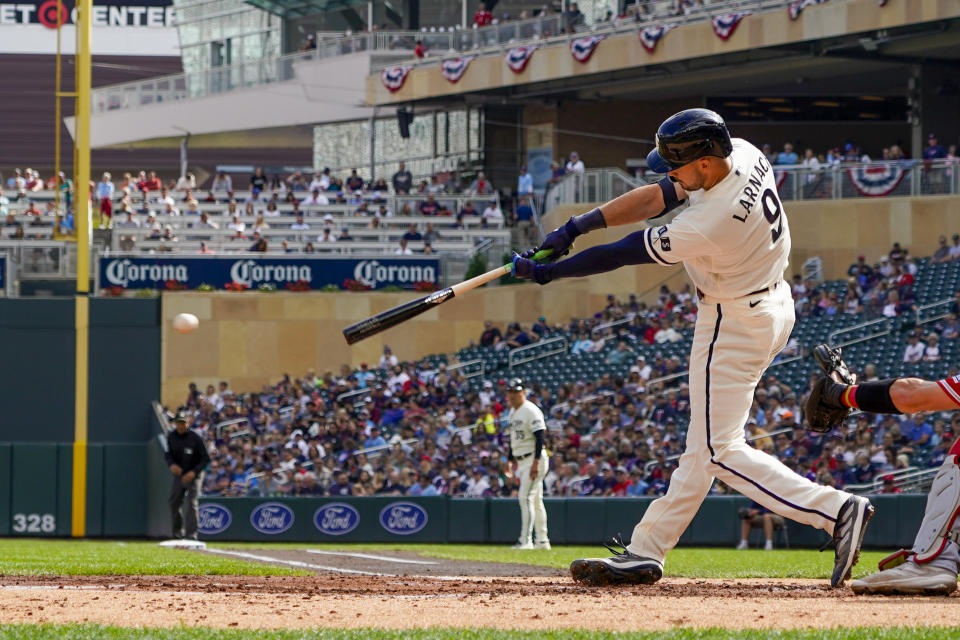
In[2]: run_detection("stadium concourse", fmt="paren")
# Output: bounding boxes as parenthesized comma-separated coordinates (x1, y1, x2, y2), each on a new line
(174, 242, 960, 503)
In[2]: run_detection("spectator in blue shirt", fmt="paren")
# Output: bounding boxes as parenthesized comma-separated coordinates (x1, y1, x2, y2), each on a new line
(907, 415, 934, 448)
(408, 473, 439, 496)
(363, 426, 388, 450)
(514, 196, 536, 246)
(517, 165, 533, 197)
(625, 469, 649, 496)
(923, 133, 946, 160)
(775, 143, 798, 165)
(327, 471, 352, 496)
(402, 223, 423, 242)
(354, 363, 375, 388)
(381, 397, 406, 427)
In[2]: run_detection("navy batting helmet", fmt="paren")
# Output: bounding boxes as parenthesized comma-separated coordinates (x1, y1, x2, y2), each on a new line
(646, 108, 733, 173)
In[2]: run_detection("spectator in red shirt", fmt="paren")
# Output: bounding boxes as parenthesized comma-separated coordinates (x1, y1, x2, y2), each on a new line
(611, 467, 632, 496)
(414, 40, 427, 58)
(141, 171, 162, 193)
(473, 2, 493, 26)
(880, 475, 902, 494)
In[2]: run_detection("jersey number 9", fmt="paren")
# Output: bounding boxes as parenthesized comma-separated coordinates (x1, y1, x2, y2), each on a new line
(761, 188, 784, 244)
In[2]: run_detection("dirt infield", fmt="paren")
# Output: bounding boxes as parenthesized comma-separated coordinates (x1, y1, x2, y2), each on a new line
(0, 548, 957, 632)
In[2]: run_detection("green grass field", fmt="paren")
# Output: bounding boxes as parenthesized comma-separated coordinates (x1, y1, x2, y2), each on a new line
(2, 625, 960, 640)
(0, 539, 306, 576)
(0, 538, 888, 580)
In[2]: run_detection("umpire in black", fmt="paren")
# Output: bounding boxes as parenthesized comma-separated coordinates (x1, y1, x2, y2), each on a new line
(165, 413, 210, 540)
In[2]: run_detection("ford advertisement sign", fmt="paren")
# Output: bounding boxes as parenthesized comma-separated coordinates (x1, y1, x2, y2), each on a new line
(313, 502, 360, 536)
(379, 501, 428, 535)
(197, 503, 232, 535)
(97, 256, 440, 291)
(250, 502, 295, 534)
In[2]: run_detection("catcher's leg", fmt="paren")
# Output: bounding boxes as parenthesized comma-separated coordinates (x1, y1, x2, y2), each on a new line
(851, 446, 960, 595)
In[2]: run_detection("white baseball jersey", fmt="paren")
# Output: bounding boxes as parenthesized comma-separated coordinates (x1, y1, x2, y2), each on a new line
(642, 138, 791, 299)
(508, 400, 546, 457)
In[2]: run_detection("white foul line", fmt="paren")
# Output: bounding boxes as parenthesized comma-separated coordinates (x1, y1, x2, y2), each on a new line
(203, 548, 502, 582)
(205, 548, 387, 576)
(305, 550, 437, 565)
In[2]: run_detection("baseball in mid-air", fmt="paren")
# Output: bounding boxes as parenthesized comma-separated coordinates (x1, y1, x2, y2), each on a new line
(172, 313, 199, 334)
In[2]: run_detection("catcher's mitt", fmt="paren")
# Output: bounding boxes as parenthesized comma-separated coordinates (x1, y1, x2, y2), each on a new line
(805, 345, 855, 433)
(805, 377, 849, 433)
(812, 344, 857, 385)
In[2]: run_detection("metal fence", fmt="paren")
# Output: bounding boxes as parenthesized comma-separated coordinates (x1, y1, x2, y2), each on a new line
(0, 241, 82, 279)
(547, 160, 960, 209)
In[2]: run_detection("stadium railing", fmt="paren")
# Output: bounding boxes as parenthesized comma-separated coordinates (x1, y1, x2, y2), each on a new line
(544, 168, 647, 212)
(547, 159, 960, 208)
(0, 241, 81, 278)
(371, 0, 801, 71)
(508, 336, 569, 370)
(11, 192, 504, 221)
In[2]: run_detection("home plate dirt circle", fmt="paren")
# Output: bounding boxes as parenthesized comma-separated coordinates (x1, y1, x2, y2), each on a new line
(0, 548, 957, 632)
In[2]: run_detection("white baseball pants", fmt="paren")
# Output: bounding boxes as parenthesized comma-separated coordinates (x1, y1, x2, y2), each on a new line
(628, 282, 849, 562)
(517, 454, 549, 545)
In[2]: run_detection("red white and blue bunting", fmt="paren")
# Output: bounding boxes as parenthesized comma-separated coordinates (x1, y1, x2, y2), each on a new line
(847, 163, 909, 197)
(711, 12, 751, 40)
(441, 56, 475, 84)
(380, 66, 412, 93)
(638, 24, 676, 53)
(505, 45, 538, 73)
(788, 0, 829, 20)
(570, 35, 606, 63)
(774, 170, 788, 191)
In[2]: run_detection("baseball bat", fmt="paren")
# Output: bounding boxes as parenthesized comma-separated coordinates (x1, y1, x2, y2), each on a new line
(342, 249, 553, 345)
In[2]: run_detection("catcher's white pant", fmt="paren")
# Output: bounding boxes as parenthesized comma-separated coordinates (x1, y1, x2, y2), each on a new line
(628, 282, 850, 562)
(517, 454, 549, 545)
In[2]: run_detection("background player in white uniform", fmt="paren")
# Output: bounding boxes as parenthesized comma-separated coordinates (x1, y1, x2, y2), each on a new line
(512, 109, 873, 588)
(505, 378, 550, 550)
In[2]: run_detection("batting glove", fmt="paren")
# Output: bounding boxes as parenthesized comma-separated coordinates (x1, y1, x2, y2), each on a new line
(512, 253, 553, 285)
(522, 208, 606, 262)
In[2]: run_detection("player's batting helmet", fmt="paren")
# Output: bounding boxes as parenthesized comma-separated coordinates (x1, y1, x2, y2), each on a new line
(646, 108, 733, 173)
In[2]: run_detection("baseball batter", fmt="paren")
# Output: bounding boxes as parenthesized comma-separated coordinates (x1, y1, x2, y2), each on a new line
(505, 378, 550, 550)
(808, 350, 960, 595)
(512, 109, 873, 587)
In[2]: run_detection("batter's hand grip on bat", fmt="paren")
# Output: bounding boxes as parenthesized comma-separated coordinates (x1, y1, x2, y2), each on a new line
(508, 248, 553, 272)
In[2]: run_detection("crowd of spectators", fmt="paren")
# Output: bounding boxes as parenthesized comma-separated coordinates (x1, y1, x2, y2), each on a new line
(752, 133, 959, 171)
(178, 252, 958, 501)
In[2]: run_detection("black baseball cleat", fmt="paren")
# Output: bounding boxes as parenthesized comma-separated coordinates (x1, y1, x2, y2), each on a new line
(569, 534, 663, 586)
(824, 495, 874, 588)
(813, 344, 856, 385)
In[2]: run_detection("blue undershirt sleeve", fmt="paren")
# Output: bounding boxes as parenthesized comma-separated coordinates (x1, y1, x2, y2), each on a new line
(541, 230, 656, 281)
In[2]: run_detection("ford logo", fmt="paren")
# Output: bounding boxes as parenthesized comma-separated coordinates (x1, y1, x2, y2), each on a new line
(197, 503, 232, 535)
(250, 502, 295, 534)
(379, 501, 428, 535)
(314, 502, 360, 536)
